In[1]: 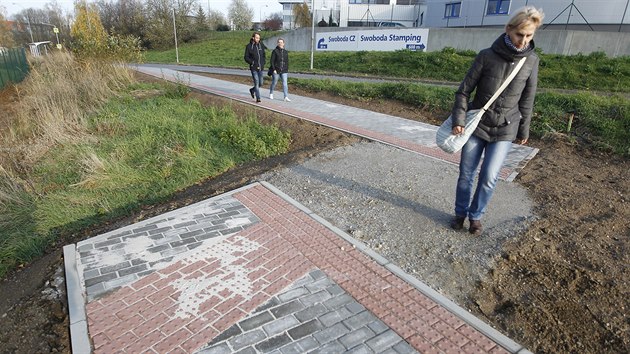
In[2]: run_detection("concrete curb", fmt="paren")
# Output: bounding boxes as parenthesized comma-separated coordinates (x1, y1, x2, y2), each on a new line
(259, 181, 529, 353)
(63, 244, 92, 354)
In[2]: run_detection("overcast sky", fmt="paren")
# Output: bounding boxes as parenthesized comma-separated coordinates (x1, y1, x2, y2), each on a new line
(3, 0, 283, 22)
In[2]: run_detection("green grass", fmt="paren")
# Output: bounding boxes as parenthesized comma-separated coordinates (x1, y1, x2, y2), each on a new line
(0, 81, 290, 277)
(144, 32, 630, 93)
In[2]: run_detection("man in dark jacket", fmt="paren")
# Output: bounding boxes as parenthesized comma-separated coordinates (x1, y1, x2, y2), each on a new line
(449, 6, 544, 236)
(244, 32, 265, 103)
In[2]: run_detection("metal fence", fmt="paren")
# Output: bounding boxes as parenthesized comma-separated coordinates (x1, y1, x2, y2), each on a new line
(0, 47, 29, 90)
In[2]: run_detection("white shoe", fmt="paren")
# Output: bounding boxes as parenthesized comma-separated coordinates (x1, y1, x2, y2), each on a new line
(269, 93, 273, 100)
(284, 97, 291, 102)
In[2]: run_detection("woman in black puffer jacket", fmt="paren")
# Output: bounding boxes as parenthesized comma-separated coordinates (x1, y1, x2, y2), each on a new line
(269, 38, 291, 102)
(449, 6, 545, 236)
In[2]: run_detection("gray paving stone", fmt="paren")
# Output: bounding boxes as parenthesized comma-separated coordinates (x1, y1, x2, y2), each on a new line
(94, 239, 122, 249)
(279, 341, 302, 354)
(180, 229, 204, 239)
(288, 319, 323, 340)
(296, 336, 319, 352)
(234, 347, 257, 354)
(207, 324, 242, 346)
(327, 284, 345, 297)
(160, 245, 189, 257)
(263, 315, 300, 337)
(173, 220, 197, 229)
(345, 301, 366, 314)
(308, 340, 345, 354)
(393, 341, 418, 354)
(104, 274, 138, 290)
(239, 311, 275, 332)
(148, 226, 173, 235)
(295, 303, 328, 322)
(219, 226, 245, 236)
(118, 264, 148, 277)
(323, 293, 353, 310)
(271, 300, 305, 319)
(366, 329, 403, 352)
(367, 320, 389, 335)
(300, 290, 333, 307)
(343, 311, 376, 330)
(196, 231, 222, 241)
(187, 241, 203, 250)
(313, 322, 350, 345)
(319, 307, 353, 327)
(278, 287, 309, 303)
(82, 268, 100, 280)
(305, 277, 334, 293)
(310, 269, 326, 280)
(84, 272, 117, 287)
(346, 343, 374, 354)
(255, 333, 291, 353)
(169, 237, 198, 248)
(254, 297, 280, 314)
(146, 244, 170, 253)
(339, 327, 376, 350)
(131, 224, 158, 233)
(196, 342, 231, 354)
(77, 243, 94, 252)
(131, 258, 148, 266)
(105, 230, 132, 240)
(229, 329, 266, 351)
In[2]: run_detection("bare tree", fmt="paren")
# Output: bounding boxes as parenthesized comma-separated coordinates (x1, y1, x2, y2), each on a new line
(228, 0, 253, 30)
(144, 0, 196, 48)
(263, 12, 283, 31)
(207, 9, 227, 31)
(292, 1, 311, 28)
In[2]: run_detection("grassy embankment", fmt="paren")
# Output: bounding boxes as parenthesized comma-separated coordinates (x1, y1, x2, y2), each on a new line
(0, 52, 289, 278)
(145, 31, 630, 155)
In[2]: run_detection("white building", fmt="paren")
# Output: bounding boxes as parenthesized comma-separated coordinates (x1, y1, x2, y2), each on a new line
(424, 0, 630, 32)
(278, 0, 427, 29)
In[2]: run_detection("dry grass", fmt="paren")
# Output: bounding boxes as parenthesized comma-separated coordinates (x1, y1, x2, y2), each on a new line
(0, 51, 135, 224)
(4, 52, 134, 167)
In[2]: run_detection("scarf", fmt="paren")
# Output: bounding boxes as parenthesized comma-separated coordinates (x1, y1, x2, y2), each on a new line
(504, 34, 530, 53)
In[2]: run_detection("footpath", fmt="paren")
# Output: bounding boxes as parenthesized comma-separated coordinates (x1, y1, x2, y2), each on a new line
(63, 66, 537, 353)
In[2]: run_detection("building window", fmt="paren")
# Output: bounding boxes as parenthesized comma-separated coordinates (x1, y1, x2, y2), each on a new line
(283, 4, 292, 11)
(445, 2, 461, 18)
(487, 0, 510, 15)
(396, 0, 421, 4)
(348, 0, 390, 4)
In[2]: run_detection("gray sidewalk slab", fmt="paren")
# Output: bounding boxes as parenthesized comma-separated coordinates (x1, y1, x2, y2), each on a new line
(133, 64, 538, 182)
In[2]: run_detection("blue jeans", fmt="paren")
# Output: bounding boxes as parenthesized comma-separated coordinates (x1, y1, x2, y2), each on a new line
(455, 135, 512, 221)
(270, 72, 288, 98)
(250, 69, 264, 99)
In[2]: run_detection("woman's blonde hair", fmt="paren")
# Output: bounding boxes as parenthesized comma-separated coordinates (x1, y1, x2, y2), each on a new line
(506, 6, 545, 31)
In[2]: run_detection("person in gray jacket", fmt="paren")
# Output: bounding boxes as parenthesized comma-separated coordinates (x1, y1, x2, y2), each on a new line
(449, 6, 544, 236)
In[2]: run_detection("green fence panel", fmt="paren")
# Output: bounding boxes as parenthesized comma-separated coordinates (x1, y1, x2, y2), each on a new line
(0, 48, 29, 90)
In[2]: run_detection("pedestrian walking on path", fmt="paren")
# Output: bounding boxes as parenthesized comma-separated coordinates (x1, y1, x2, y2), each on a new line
(449, 6, 544, 236)
(244, 32, 266, 103)
(269, 38, 291, 102)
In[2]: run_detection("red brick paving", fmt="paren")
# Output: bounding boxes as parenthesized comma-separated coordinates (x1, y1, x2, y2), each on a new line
(84, 183, 510, 353)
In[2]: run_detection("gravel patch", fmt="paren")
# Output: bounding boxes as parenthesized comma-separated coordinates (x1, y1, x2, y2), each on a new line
(259, 141, 535, 306)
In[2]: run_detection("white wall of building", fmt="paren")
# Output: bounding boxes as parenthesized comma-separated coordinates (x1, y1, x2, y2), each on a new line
(424, 0, 630, 30)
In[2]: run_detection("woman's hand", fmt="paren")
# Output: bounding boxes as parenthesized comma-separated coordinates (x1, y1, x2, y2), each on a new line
(515, 138, 528, 145)
(452, 126, 464, 135)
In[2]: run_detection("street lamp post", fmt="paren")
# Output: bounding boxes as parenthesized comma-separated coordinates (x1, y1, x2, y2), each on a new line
(310, 0, 316, 70)
(310, 1, 326, 70)
(260, 4, 268, 28)
(172, 8, 179, 63)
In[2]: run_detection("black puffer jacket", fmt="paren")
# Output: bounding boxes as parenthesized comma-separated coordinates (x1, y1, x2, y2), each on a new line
(451, 33, 539, 142)
(244, 40, 266, 71)
(270, 46, 289, 74)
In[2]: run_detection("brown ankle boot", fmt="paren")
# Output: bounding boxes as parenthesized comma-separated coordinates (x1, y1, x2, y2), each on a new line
(469, 219, 483, 236)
